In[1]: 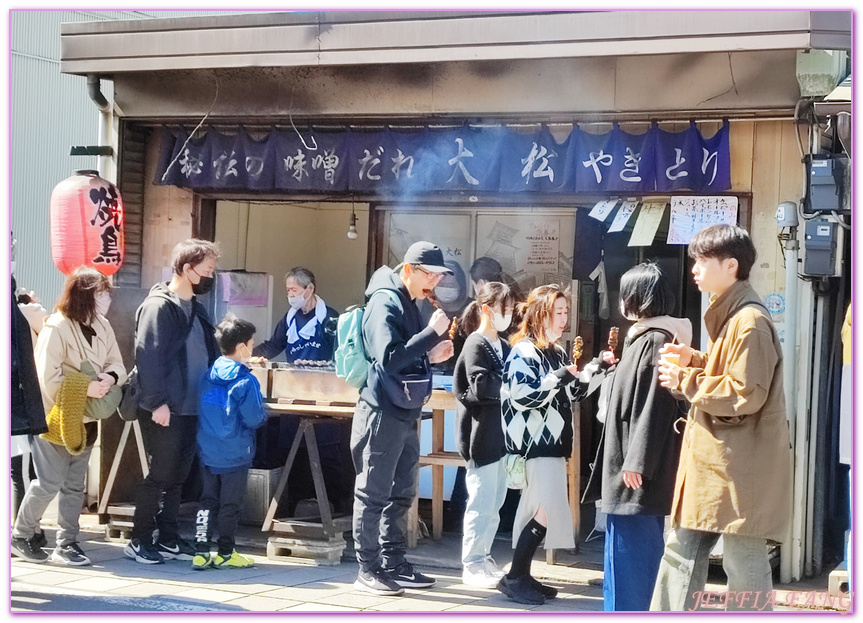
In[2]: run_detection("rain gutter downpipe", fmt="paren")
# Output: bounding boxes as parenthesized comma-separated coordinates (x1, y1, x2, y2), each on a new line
(779, 209, 800, 584)
(84, 73, 112, 513)
(87, 74, 111, 178)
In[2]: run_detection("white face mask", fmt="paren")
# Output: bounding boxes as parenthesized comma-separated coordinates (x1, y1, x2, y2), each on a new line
(288, 286, 310, 310)
(239, 343, 251, 365)
(493, 312, 512, 332)
(434, 286, 460, 304)
(545, 328, 561, 343)
(95, 292, 111, 317)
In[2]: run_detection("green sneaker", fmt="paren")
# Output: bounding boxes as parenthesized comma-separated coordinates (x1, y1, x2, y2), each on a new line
(213, 550, 254, 569)
(192, 552, 213, 570)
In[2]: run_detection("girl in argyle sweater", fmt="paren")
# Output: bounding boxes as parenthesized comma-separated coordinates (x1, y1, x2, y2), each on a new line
(498, 284, 585, 605)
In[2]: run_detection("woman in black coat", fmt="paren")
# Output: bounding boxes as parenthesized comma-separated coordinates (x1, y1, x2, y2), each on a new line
(583, 263, 691, 611)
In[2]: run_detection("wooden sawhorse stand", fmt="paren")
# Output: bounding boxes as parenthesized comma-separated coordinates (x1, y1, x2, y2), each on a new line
(262, 404, 353, 564)
(97, 419, 149, 540)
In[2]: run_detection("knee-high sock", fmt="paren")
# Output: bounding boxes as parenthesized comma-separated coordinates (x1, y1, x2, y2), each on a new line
(508, 518, 547, 578)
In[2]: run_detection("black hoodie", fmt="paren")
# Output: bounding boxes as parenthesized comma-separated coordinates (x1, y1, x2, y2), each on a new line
(359, 266, 442, 421)
(135, 282, 219, 415)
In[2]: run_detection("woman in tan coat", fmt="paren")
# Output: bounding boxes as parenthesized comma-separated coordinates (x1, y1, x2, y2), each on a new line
(11, 267, 126, 566)
(650, 225, 792, 612)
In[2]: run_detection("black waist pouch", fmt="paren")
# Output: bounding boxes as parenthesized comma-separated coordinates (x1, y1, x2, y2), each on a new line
(376, 362, 432, 410)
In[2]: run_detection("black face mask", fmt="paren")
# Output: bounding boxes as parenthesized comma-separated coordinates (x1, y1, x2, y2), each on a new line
(192, 275, 214, 296)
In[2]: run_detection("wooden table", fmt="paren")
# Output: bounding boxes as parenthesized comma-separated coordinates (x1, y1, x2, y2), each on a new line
(261, 402, 354, 541)
(260, 390, 463, 549)
(414, 390, 463, 543)
(414, 390, 581, 561)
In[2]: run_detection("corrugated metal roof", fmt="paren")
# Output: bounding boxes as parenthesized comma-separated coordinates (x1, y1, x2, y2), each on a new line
(58, 10, 851, 75)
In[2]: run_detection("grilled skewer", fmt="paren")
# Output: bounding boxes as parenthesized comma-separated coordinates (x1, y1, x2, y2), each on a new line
(571, 336, 583, 362)
(608, 326, 620, 353)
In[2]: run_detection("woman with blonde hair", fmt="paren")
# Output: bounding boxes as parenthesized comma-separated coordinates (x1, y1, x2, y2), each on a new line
(498, 284, 592, 604)
(11, 267, 126, 566)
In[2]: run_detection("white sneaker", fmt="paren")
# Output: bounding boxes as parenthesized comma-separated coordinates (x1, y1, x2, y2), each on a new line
(462, 561, 502, 588)
(482, 557, 506, 580)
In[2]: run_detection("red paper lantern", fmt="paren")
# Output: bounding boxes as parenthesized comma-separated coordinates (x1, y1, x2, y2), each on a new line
(50, 170, 125, 276)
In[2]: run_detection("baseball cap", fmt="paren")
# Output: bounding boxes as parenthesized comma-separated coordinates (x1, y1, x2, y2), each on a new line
(400, 241, 454, 274)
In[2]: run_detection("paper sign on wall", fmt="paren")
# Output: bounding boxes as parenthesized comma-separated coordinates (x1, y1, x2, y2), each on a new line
(525, 220, 561, 270)
(608, 200, 639, 233)
(667, 196, 739, 245)
(628, 202, 666, 247)
(588, 199, 619, 222)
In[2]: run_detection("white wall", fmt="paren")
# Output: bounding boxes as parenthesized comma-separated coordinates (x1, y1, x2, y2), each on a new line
(214, 201, 371, 319)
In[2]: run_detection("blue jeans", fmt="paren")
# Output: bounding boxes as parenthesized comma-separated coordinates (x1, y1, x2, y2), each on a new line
(462, 457, 508, 566)
(603, 514, 665, 611)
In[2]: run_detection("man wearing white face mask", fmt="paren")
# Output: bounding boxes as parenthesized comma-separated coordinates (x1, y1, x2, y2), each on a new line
(252, 267, 345, 516)
(254, 267, 338, 363)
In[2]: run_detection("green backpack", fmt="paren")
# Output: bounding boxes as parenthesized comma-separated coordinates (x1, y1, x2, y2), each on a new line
(335, 289, 401, 388)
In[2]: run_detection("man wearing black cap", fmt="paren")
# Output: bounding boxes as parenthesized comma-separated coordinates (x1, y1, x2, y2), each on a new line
(351, 241, 455, 596)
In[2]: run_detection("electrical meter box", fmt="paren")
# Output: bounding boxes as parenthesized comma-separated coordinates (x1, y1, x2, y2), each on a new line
(803, 220, 838, 276)
(807, 156, 841, 212)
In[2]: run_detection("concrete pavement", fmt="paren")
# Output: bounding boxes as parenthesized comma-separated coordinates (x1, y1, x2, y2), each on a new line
(10, 509, 848, 613)
(11, 521, 603, 612)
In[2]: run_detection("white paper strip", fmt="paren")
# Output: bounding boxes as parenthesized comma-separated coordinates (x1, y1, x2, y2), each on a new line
(607, 200, 639, 233)
(628, 202, 666, 247)
(588, 199, 619, 222)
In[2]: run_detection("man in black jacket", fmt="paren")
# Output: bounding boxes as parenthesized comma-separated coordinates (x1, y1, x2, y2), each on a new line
(351, 242, 455, 596)
(10, 275, 50, 562)
(125, 239, 220, 565)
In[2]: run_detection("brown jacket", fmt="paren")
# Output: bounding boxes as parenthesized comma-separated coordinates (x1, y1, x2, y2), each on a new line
(669, 280, 792, 542)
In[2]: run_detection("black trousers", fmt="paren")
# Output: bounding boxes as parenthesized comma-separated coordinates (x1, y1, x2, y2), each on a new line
(132, 415, 199, 543)
(350, 402, 419, 572)
(194, 465, 249, 556)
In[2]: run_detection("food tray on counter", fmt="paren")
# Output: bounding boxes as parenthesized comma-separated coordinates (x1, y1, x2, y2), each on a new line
(249, 362, 359, 405)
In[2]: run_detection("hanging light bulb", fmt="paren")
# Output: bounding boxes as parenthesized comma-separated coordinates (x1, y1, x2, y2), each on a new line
(347, 205, 359, 240)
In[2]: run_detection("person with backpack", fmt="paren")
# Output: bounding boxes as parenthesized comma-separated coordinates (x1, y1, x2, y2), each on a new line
(125, 239, 221, 565)
(192, 314, 267, 570)
(350, 241, 455, 596)
(452, 282, 517, 587)
(582, 262, 691, 611)
(650, 225, 792, 611)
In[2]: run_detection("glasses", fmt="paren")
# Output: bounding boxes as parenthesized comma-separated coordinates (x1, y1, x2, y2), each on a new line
(414, 266, 445, 284)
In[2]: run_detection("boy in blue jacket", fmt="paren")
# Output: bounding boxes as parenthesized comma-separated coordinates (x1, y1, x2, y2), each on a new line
(193, 314, 267, 570)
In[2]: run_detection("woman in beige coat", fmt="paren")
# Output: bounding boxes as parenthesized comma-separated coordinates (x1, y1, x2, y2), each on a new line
(11, 267, 126, 567)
